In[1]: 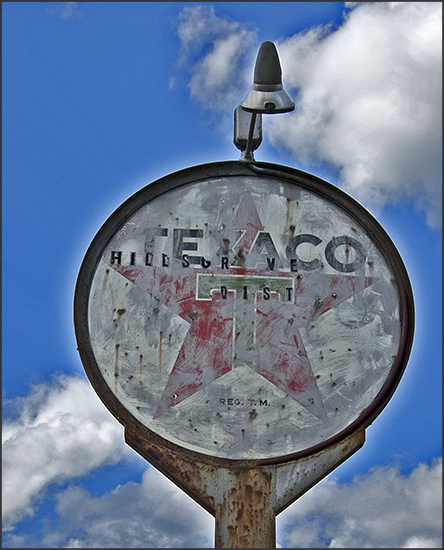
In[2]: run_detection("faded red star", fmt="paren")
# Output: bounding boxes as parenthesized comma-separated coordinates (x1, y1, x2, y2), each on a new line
(111, 198, 376, 420)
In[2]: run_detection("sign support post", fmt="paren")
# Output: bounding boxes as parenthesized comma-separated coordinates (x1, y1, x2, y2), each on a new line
(125, 421, 365, 548)
(214, 432, 366, 548)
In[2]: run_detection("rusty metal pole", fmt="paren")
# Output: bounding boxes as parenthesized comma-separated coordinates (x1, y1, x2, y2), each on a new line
(126, 425, 366, 549)
(212, 430, 366, 548)
(214, 467, 276, 548)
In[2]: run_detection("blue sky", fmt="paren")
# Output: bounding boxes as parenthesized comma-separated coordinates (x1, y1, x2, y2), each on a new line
(2, 2, 441, 548)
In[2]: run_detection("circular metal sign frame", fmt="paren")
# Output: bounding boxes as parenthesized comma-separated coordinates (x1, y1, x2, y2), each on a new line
(74, 161, 414, 467)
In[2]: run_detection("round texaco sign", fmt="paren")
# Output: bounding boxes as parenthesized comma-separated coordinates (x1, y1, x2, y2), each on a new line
(74, 161, 413, 463)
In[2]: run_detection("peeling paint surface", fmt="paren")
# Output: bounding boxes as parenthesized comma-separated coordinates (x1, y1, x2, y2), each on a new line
(87, 175, 403, 460)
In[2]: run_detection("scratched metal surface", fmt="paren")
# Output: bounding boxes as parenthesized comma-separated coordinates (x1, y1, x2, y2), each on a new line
(87, 176, 401, 460)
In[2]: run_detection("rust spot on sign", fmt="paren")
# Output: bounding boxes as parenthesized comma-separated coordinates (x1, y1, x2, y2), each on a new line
(114, 344, 120, 393)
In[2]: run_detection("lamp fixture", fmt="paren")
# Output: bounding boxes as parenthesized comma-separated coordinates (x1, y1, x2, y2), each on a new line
(235, 41, 294, 161)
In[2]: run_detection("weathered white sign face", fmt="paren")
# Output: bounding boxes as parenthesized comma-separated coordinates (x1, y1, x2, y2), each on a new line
(80, 165, 411, 461)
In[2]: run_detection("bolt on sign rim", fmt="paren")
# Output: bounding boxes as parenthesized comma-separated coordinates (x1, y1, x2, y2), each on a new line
(74, 161, 414, 467)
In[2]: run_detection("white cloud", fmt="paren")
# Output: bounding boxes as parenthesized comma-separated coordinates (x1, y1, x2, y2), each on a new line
(270, 2, 442, 228)
(46, 2, 84, 21)
(44, 467, 214, 548)
(177, 3, 442, 228)
(177, 4, 257, 110)
(189, 30, 256, 108)
(2, 374, 134, 528)
(276, 457, 442, 548)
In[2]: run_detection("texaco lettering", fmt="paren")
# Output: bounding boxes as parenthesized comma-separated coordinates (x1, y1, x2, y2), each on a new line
(110, 231, 367, 273)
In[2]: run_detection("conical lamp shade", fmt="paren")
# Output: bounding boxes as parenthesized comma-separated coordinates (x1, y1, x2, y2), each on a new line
(241, 41, 295, 114)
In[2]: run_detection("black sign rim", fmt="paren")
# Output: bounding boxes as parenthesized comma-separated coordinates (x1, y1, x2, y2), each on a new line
(74, 160, 414, 467)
